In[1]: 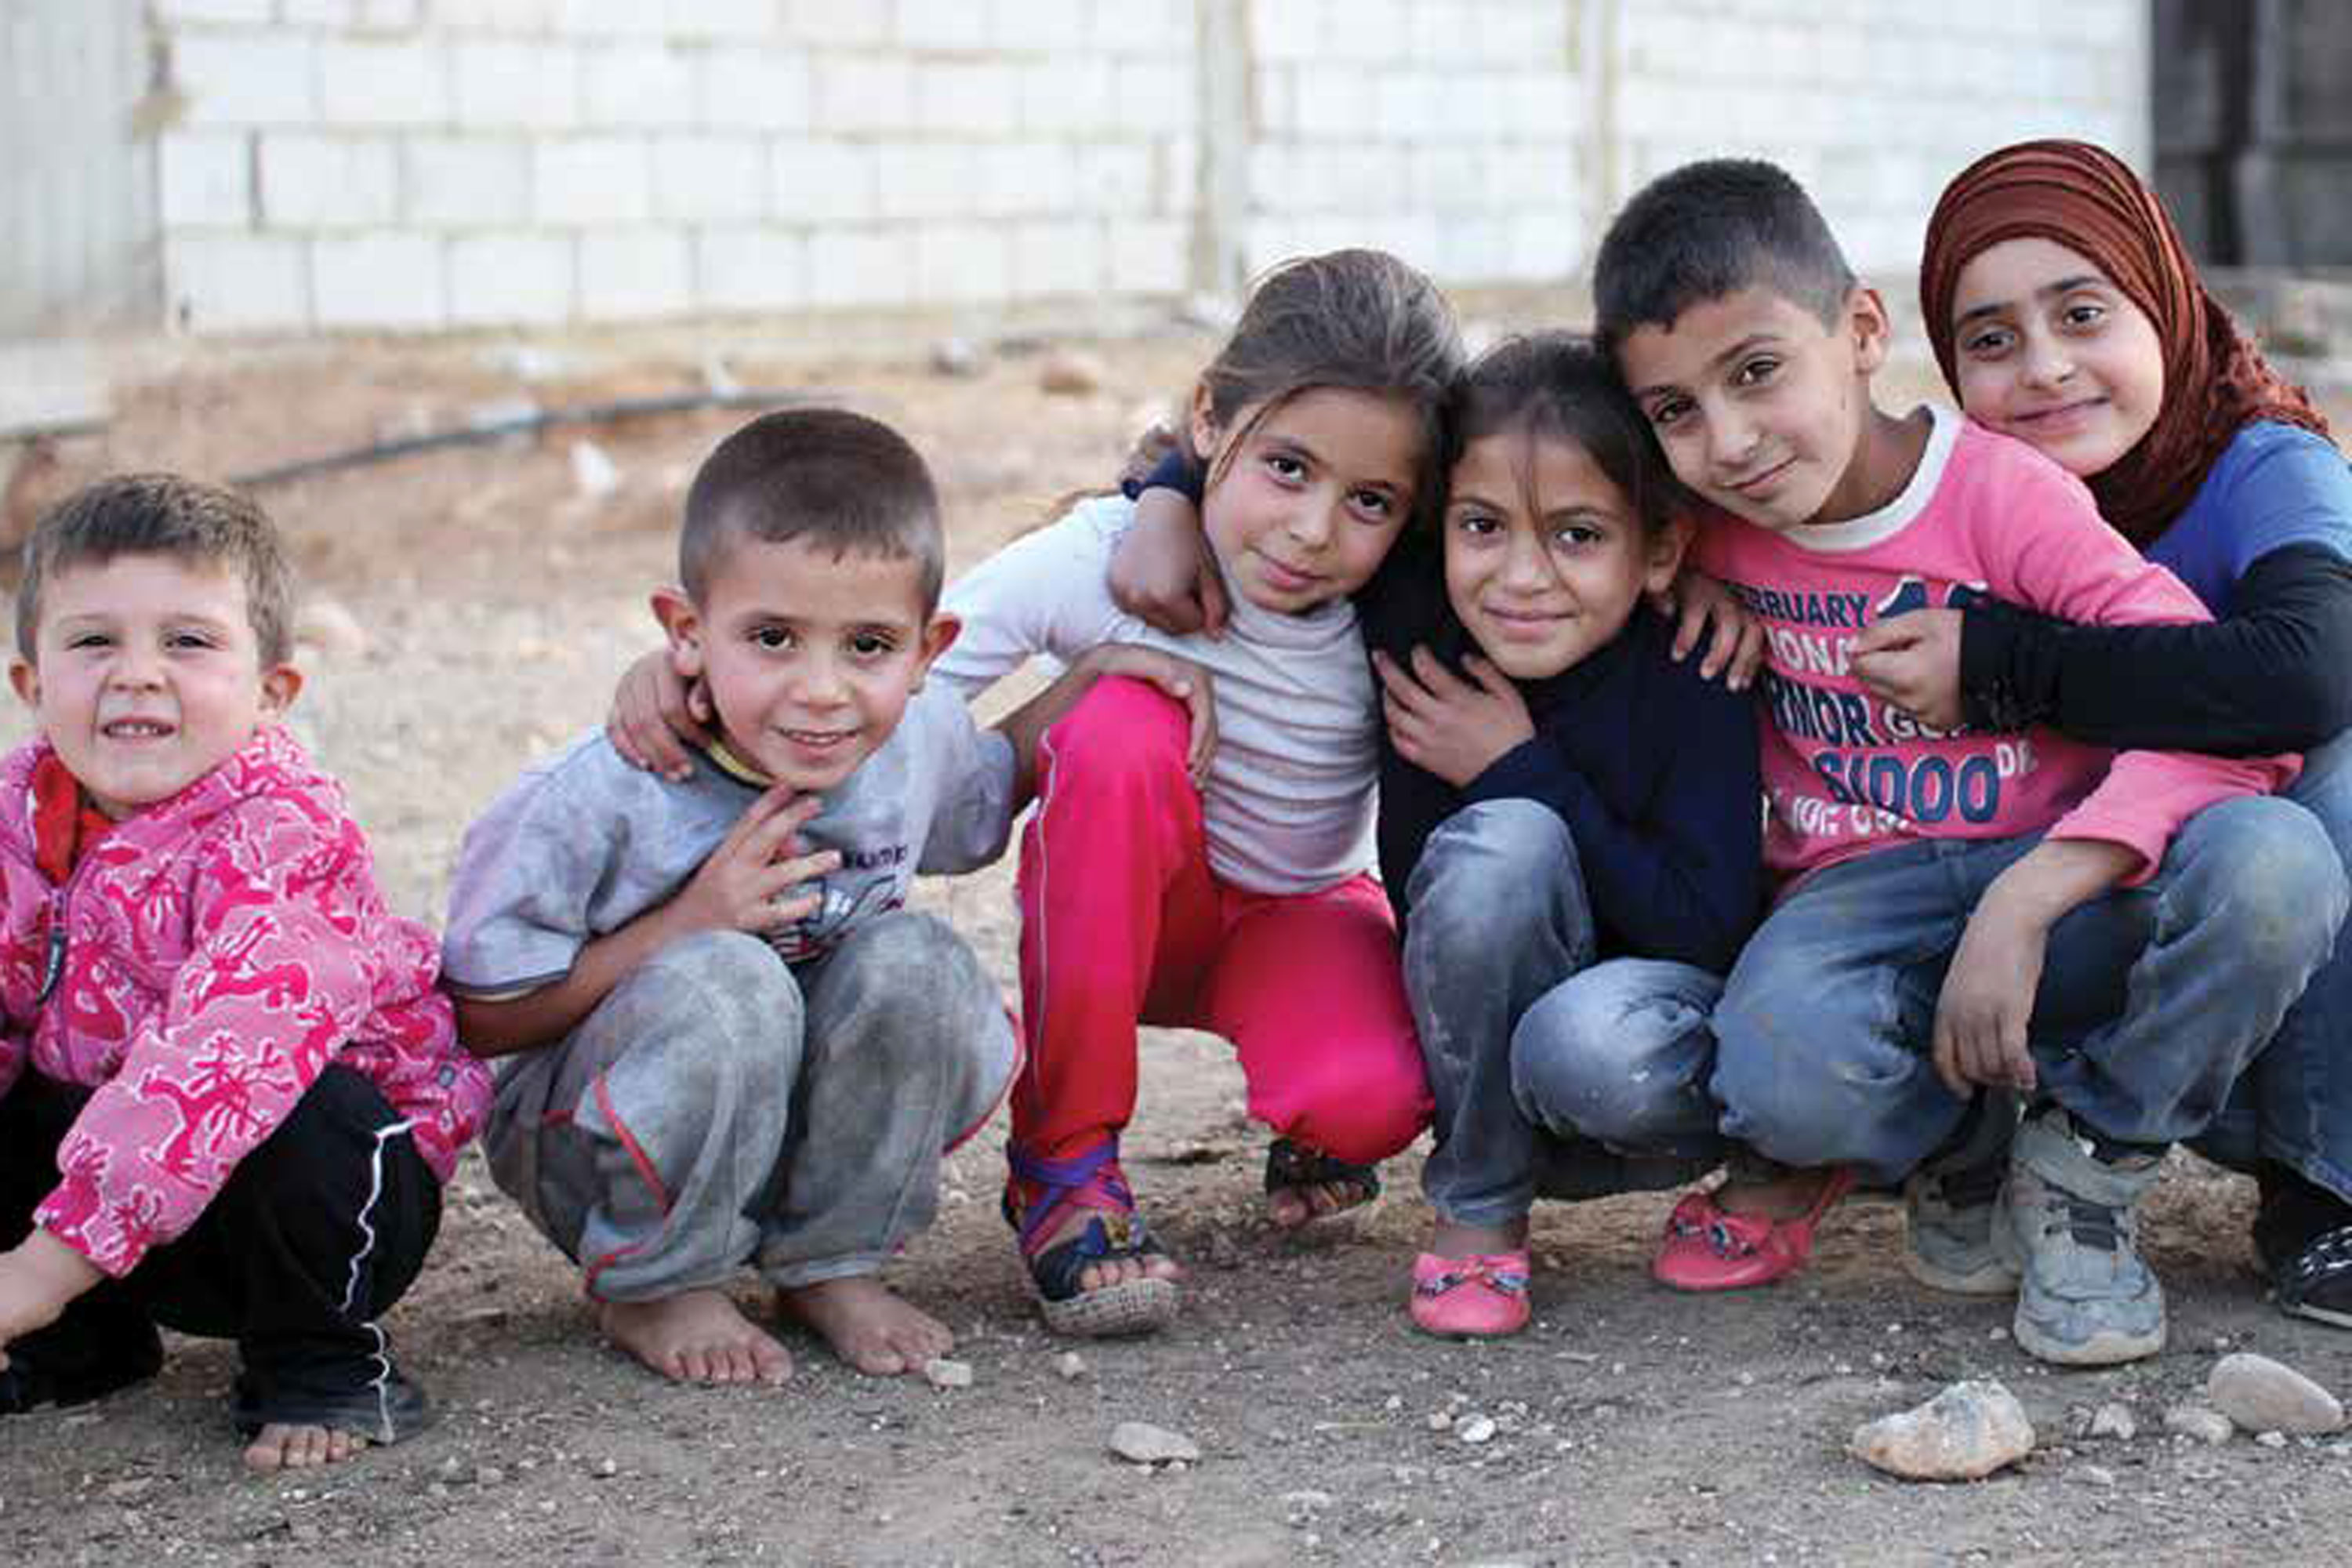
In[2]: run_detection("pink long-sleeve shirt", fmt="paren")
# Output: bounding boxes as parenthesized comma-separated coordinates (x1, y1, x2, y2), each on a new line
(0, 725, 490, 1276)
(1693, 408, 2299, 891)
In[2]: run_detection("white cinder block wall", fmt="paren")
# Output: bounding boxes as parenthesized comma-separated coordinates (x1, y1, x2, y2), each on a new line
(147, 0, 2147, 336)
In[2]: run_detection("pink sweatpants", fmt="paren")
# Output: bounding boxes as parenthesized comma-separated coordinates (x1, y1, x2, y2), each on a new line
(1012, 678, 1432, 1165)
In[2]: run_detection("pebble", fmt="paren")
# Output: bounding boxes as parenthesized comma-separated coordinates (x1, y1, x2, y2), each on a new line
(2162, 1404, 2235, 1446)
(2078, 1464, 2117, 1487)
(1281, 1490, 1334, 1512)
(1850, 1380, 2036, 1482)
(2089, 1402, 2138, 1441)
(592, 1458, 619, 1479)
(921, 1357, 975, 1391)
(1455, 1415, 1497, 1446)
(2257, 1431, 2291, 1449)
(568, 438, 621, 499)
(1039, 350, 1106, 396)
(1053, 1351, 1088, 1381)
(2207, 1352, 2347, 1436)
(1108, 1421, 1200, 1465)
(293, 597, 368, 659)
(930, 337, 982, 377)
(474, 1465, 506, 1487)
(1425, 1412, 1453, 1432)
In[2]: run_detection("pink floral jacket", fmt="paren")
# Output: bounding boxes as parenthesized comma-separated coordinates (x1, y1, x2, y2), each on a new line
(0, 726, 490, 1276)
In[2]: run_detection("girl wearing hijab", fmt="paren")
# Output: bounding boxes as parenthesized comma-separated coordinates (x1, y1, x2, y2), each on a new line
(1854, 137, 2352, 1329)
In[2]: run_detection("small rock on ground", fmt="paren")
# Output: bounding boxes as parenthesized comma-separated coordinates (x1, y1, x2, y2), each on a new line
(1039, 350, 1105, 396)
(1053, 1351, 1088, 1381)
(2088, 1402, 2138, 1441)
(1851, 1380, 2035, 1482)
(2208, 1352, 2346, 1436)
(2163, 1403, 2235, 1446)
(921, 1357, 974, 1390)
(1108, 1421, 1200, 1465)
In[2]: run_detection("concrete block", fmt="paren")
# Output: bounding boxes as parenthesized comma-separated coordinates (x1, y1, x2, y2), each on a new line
(807, 227, 916, 308)
(1018, 57, 1111, 135)
(1112, 60, 1190, 133)
(917, 61, 1021, 136)
(812, 56, 913, 132)
(431, 0, 560, 32)
(358, 0, 425, 25)
(1323, 0, 1405, 62)
(1248, 0, 1324, 62)
(1073, 143, 1153, 216)
(915, 223, 1011, 303)
(154, 0, 272, 22)
(1091, 0, 1191, 53)
(446, 231, 574, 325)
(452, 39, 579, 128)
(280, 1, 363, 24)
(897, 0, 991, 51)
(1007, 218, 1104, 299)
(651, 136, 767, 221)
(695, 227, 808, 314)
(1253, 64, 1295, 136)
(770, 140, 877, 223)
(666, 0, 775, 39)
(1108, 219, 1186, 295)
(583, 44, 696, 129)
(871, 142, 975, 220)
(558, 0, 670, 37)
(159, 131, 253, 227)
(975, 141, 1076, 217)
(1290, 67, 1360, 138)
(991, 0, 1090, 53)
(401, 135, 532, 227)
(579, 229, 692, 318)
(164, 233, 310, 334)
(316, 41, 450, 127)
(535, 136, 652, 224)
(259, 134, 400, 227)
(312, 231, 447, 329)
(779, 0, 891, 47)
(699, 49, 811, 132)
(170, 33, 318, 127)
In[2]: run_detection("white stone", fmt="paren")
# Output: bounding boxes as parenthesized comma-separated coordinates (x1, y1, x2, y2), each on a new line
(1455, 1415, 1497, 1445)
(452, 40, 579, 129)
(569, 439, 620, 499)
(1052, 1351, 1087, 1381)
(171, 34, 318, 128)
(695, 229, 805, 314)
(2257, 1430, 2291, 1449)
(259, 135, 399, 228)
(315, 41, 449, 127)
(698, 50, 811, 132)
(159, 132, 252, 228)
(2208, 1354, 2347, 1437)
(311, 232, 445, 330)
(1850, 1381, 2036, 1483)
(1108, 1422, 1200, 1465)
(651, 136, 766, 222)
(2162, 1403, 2235, 1446)
(2088, 1402, 2137, 1441)
(535, 138, 652, 225)
(578, 230, 691, 319)
(165, 234, 311, 334)
(401, 136, 532, 228)
(446, 233, 573, 326)
(920, 1357, 974, 1391)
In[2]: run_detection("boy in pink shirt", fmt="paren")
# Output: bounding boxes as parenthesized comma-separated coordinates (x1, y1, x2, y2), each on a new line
(1591, 159, 2347, 1365)
(0, 475, 490, 1469)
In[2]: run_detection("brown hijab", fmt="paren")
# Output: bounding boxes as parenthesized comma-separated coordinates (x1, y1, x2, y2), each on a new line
(1918, 138, 2330, 547)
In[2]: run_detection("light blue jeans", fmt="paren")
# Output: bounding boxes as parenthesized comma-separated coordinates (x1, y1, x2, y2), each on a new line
(1403, 800, 1719, 1231)
(2196, 730, 2352, 1200)
(1708, 795, 2347, 1186)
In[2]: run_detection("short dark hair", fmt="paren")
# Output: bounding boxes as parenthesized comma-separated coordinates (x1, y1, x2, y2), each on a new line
(1187, 248, 1465, 536)
(1447, 332, 1693, 537)
(1592, 158, 1857, 354)
(16, 473, 292, 665)
(680, 408, 943, 612)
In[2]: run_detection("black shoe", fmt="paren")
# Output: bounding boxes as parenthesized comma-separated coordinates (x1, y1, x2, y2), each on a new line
(2252, 1164, 2352, 1329)
(0, 1314, 164, 1414)
(230, 1355, 433, 1446)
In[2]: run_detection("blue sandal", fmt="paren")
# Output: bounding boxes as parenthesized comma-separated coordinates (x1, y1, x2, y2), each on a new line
(1005, 1140, 1180, 1338)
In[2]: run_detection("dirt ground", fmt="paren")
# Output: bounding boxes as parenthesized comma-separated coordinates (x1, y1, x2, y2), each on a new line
(2, 318, 2350, 1568)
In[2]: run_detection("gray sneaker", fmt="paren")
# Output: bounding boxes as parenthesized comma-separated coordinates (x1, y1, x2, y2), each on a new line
(1994, 1106, 2166, 1367)
(1903, 1091, 2022, 1296)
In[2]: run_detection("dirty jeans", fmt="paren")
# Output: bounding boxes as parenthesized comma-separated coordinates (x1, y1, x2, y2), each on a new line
(1404, 800, 1720, 1230)
(1708, 795, 2348, 1185)
(485, 913, 1017, 1300)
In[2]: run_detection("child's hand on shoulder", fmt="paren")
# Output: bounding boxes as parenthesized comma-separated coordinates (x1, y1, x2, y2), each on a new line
(670, 789, 840, 938)
(1851, 609, 1964, 730)
(608, 648, 713, 780)
(1083, 644, 1218, 784)
(1375, 647, 1534, 789)
(1111, 489, 1229, 638)
(1654, 568, 1765, 689)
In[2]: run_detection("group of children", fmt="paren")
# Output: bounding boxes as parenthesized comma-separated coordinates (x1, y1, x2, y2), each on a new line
(4, 139, 2350, 1469)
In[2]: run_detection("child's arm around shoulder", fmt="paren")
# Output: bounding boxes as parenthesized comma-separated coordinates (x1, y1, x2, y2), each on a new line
(931, 499, 1135, 702)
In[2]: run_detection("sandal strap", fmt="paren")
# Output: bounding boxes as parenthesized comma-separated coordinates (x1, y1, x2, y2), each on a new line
(2279, 1222, 2352, 1302)
(1005, 1138, 1138, 1257)
(1263, 1137, 1381, 1201)
(1414, 1255, 1529, 1298)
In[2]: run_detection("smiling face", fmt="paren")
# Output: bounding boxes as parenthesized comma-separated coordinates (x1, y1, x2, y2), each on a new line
(1947, 235, 2165, 480)
(1617, 284, 1890, 532)
(1443, 427, 1688, 681)
(9, 553, 300, 819)
(655, 532, 956, 794)
(1190, 386, 1424, 613)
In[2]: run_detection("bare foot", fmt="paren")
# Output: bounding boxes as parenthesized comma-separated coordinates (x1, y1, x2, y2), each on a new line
(1026, 1204, 1183, 1294)
(1427, 1215, 1530, 1260)
(599, 1288, 791, 1386)
(243, 1423, 368, 1472)
(1715, 1163, 1841, 1221)
(777, 1276, 953, 1376)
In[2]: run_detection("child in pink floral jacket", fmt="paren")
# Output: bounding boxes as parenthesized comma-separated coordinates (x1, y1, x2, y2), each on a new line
(0, 474, 490, 1473)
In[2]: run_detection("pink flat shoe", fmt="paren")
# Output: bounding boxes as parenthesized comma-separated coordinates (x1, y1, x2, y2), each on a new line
(1652, 1167, 1857, 1292)
(1409, 1250, 1532, 1338)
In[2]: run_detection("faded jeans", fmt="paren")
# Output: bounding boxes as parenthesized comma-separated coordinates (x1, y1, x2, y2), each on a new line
(485, 913, 1017, 1300)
